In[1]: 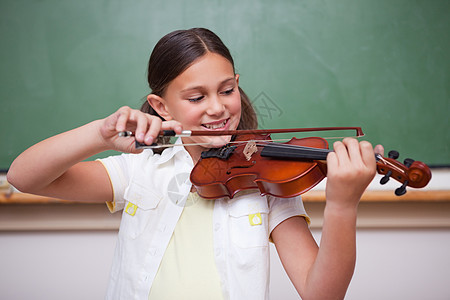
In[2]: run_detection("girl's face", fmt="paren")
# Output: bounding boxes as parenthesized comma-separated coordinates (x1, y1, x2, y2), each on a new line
(152, 52, 242, 160)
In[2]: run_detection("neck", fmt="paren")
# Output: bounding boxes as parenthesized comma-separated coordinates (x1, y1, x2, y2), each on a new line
(185, 147, 202, 165)
(181, 142, 204, 165)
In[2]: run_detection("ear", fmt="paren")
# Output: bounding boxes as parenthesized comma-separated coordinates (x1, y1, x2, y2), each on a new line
(235, 74, 240, 85)
(146, 94, 173, 121)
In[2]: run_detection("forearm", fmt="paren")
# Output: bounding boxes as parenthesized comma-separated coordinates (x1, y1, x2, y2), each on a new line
(276, 139, 376, 299)
(300, 139, 377, 298)
(303, 203, 358, 300)
(7, 119, 108, 193)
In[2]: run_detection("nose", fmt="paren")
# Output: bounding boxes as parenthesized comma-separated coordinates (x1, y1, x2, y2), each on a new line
(206, 95, 225, 116)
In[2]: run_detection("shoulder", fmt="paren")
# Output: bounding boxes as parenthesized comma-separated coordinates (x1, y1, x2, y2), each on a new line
(99, 145, 192, 187)
(99, 145, 191, 170)
(266, 195, 310, 233)
(267, 194, 306, 214)
(98, 149, 155, 173)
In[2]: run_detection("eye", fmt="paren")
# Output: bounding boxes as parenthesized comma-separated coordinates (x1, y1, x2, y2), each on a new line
(188, 95, 204, 102)
(221, 88, 235, 96)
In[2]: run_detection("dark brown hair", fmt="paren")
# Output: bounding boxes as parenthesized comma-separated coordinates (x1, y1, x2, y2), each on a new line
(141, 28, 257, 148)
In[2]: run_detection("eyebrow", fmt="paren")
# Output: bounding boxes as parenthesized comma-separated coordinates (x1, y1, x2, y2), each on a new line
(180, 77, 236, 93)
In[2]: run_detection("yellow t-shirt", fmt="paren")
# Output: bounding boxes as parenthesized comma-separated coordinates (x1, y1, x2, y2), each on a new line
(148, 192, 224, 299)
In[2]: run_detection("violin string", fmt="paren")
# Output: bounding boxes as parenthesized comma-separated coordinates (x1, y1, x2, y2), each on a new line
(137, 139, 274, 149)
(137, 139, 266, 149)
(251, 141, 330, 155)
(255, 136, 360, 142)
(253, 135, 363, 152)
(136, 135, 359, 149)
(376, 156, 406, 175)
(259, 143, 332, 154)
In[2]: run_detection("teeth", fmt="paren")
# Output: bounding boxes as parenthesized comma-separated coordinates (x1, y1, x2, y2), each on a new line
(203, 120, 227, 129)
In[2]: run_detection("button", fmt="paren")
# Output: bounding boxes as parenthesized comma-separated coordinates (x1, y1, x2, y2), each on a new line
(125, 202, 138, 216)
(149, 248, 157, 256)
(249, 213, 262, 226)
(215, 248, 221, 257)
(214, 223, 221, 231)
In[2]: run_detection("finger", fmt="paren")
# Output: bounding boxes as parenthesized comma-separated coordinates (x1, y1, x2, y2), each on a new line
(133, 111, 150, 143)
(360, 141, 377, 168)
(144, 117, 162, 145)
(374, 144, 384, 157)
(115, 107, 132, 132)
(326, 151, 338, 174)
(332, 140, 350, 166)
(161, 120, 183, 133)
(342, 137, 363, 164)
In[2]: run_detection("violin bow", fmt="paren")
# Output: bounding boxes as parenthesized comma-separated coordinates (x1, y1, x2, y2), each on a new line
(120, 126, 364, 148)
(119, 126, 365, 149)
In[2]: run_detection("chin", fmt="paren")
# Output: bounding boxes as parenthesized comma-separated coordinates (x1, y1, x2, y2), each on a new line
(207, 136, 232, 149)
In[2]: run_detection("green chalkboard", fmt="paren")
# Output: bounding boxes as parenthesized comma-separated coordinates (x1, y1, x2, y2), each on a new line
(1, 0, 449, 169)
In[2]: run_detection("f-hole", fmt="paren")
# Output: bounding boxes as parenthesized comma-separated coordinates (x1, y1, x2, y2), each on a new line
(226, 161, 256, 174)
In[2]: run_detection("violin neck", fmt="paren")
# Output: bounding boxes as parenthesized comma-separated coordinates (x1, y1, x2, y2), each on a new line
(260, 143, 384, 164)
(260, 143, 331, 160)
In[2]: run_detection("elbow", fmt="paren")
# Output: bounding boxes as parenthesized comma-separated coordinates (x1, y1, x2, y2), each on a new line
(6, 166, 32, 193)
(6, 168, 22, 192)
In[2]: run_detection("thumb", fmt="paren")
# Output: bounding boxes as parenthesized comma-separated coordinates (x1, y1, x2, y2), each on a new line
(374, 144, 384, 156)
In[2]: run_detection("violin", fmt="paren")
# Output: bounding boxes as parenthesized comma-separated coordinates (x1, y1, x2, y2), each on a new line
(128, 127, 432, 199)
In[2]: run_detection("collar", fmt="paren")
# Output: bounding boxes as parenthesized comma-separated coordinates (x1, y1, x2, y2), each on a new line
(154, 137, 191, 165)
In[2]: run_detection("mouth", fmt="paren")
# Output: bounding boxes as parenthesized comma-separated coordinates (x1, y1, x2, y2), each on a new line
(201, 119, 229, 130)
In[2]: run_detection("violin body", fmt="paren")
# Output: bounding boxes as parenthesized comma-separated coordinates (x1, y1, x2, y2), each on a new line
(190, 134, 330, 199)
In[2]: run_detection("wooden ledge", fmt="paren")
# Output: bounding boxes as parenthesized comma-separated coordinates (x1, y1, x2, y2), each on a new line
(302, 190, 450, 202)
(1, 189, 450, 204)
(0, 193, 77, 204)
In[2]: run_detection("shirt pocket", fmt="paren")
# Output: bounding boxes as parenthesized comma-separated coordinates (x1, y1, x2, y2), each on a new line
(121, 181, 163, 239)
(228, 196, 270, 248)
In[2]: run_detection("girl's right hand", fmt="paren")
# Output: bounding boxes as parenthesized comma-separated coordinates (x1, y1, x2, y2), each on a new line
(99, 106, 182, 153)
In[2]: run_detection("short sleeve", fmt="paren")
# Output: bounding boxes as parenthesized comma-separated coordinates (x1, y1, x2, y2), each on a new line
(97, 154, 131, 213)
(267, 195, 310, 235)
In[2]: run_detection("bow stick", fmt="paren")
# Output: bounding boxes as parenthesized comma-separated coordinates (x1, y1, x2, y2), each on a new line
(119, 127, 364, 149)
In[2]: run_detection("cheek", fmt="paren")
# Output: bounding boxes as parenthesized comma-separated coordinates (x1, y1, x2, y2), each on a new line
(173, 103, 201, 123)
(196, 135, 232, 148)
(236, 100, 242, 115)
(227, 92, 242, 116)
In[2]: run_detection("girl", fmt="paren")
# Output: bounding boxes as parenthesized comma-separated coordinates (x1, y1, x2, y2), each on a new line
(7, 28, 382, 299)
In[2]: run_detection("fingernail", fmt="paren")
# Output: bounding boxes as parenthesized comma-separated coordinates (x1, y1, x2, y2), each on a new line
(145, 136, 154, 144)
(137, 133, 145, 141)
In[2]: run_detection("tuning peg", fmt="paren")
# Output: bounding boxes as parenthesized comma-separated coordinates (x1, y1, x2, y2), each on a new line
(404, 158, 415, 168)
(388, 150, 399, 159)
(380, 170, 392, 185)
(395, 180, 409, 196)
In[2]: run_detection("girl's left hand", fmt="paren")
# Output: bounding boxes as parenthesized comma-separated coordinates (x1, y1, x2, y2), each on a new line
(325, 138, 384, 211)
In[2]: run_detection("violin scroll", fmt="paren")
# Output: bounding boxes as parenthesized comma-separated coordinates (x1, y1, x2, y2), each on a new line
(376, 150, 432, 196)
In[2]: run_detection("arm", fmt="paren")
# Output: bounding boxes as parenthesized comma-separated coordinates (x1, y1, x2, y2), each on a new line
(7, 106, 181, 202)
(272, 138, 382, 300)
